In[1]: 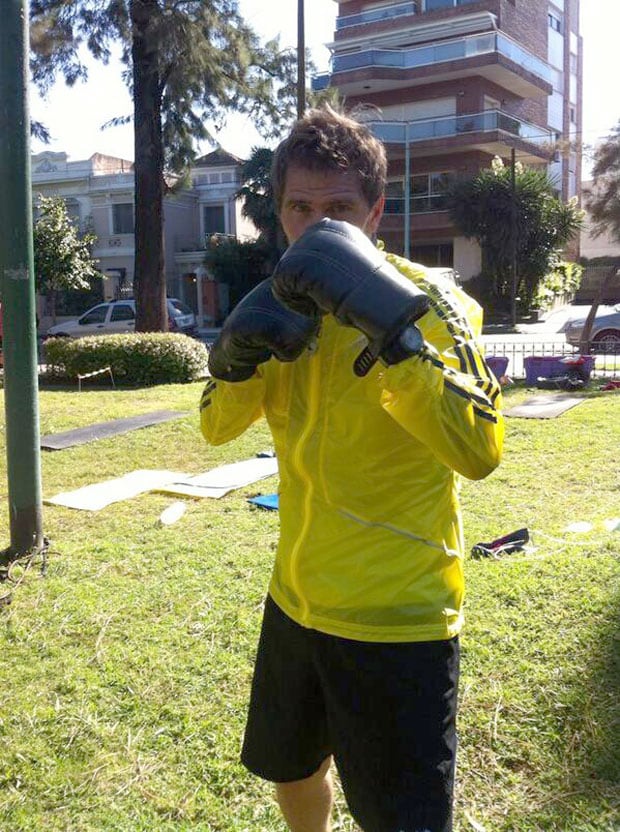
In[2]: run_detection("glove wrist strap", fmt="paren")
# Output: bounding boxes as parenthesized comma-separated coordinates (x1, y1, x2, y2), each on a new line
(353, 324, 424, 377)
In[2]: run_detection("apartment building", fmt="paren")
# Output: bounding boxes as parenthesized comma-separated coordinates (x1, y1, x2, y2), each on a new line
(313, 0, 582, 279)
(31, 148, 255, 330)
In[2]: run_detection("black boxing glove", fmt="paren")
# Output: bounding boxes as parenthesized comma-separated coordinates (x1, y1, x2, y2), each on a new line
(271, 219, 431, 376)
(207, 278, 320, 382)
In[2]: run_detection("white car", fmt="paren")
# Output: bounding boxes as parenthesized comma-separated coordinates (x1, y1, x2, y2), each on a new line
(45, 298, 198, 339)
(563, 303, 620, 353)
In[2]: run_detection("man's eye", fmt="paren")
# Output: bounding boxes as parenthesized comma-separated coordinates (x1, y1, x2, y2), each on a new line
(329, 204, 352, 215)
(291, 203, 310, 213)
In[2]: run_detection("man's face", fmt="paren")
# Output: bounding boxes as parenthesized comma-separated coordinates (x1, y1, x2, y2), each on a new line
(279, 165, 385, 244)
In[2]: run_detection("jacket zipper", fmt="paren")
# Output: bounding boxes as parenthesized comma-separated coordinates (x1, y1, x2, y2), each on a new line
(287, 353, 321, 625)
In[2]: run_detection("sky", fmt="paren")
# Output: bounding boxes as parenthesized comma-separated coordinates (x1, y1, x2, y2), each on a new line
(29, 0, 619, 175)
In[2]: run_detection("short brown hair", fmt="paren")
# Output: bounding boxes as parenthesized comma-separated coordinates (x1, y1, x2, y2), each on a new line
(271, 105, 387, 212)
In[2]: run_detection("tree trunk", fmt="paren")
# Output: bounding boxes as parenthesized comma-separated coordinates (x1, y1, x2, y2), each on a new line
(131, 0, 167, 332)
(579, 265, 620, 352)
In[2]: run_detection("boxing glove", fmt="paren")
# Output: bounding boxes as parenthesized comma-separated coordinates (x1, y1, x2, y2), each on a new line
(271, 219, 431, 376)
(207, 278, 320, 382)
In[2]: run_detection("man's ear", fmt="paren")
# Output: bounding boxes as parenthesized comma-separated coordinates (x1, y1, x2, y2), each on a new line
(365, 195, 385, 237)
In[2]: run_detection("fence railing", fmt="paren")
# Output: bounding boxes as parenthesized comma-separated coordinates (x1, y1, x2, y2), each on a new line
(483, 339, 620, 382)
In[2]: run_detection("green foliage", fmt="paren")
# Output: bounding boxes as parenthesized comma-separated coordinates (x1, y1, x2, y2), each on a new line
(53, 279, 105, 317)
(30, 2, 306, 175)
(44, 333, 208, 385)
(204, 237, 272, 309)
(583, 120, 620, 243)
(29, 1, 309, 333)
(446, 157, 584, 312)
(236, 146, 286, 271)
(33, 195, 101, 296)
(307, 84, 343, 113)
(533, 259, 584, 311)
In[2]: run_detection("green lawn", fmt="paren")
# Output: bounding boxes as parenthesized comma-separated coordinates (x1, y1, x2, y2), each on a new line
(0, 381, 618, 831)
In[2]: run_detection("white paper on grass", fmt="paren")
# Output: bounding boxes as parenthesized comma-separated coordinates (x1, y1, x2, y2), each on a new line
(45, 470, 187, 511)
(159, 457, 279, 499)
(159, 501, 188, 525)
(45, 457, 279, 511)
(564, 521, 593, 533)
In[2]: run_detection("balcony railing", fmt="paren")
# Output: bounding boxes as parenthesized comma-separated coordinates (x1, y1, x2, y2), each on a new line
(336, 2, 417, 31)
(335, 0, 489, 28)
(368, 109, 554, 147)
(422, 0, 482, 9)
(322, 31, 553, 86)
(384, 194, 449, 214)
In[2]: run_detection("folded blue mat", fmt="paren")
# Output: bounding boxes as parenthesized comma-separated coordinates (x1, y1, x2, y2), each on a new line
(248, 494, 279, 511)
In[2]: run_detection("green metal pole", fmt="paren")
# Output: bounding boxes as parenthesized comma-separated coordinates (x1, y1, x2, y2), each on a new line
(510, 147, 518, 329)
(0, 0, 44, 559)
(297, 0, 305, 119)
(404, 127, 411, 260)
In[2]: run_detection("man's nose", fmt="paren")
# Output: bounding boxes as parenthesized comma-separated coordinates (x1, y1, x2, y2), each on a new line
(305, 211, 328, 229)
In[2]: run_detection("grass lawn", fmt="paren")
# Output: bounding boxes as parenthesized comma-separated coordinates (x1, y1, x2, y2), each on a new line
(0, 380, 618, 831)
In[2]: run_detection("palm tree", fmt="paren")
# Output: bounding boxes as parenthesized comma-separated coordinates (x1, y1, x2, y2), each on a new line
(237, 147, 286, 270)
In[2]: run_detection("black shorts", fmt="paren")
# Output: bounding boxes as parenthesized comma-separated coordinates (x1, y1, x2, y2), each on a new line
(241, 595, 460, 832)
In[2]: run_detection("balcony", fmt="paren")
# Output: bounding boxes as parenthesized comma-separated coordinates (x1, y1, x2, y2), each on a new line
(313, 31, 553, 98)
(368, 109, 555, 162)
(336, 2, 418, 31)
(335, 0, 490, 31)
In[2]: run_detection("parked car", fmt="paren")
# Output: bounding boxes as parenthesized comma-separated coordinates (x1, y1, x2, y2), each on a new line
(563, 304, 620, 353)
(45, 298, 198, 339)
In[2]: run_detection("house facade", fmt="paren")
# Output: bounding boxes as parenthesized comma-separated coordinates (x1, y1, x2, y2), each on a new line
(31, 148, 255, 331)
(312, 0, 582, 279)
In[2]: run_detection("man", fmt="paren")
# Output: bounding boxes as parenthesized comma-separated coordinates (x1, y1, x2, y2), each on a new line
(200, 106, 504, 832)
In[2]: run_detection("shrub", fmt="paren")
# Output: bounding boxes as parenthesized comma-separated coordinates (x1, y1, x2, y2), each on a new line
(533, 260, 583, 312)
(43, 333, 209, 385)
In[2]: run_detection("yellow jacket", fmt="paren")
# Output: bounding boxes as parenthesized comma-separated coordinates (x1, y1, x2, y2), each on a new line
(200, 253, 504, 643)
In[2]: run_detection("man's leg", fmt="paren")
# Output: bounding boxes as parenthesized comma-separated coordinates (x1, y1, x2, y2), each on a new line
(275, 755, 334, 832)
(318, 635, 460, 832)
(241, 598, 333, 828)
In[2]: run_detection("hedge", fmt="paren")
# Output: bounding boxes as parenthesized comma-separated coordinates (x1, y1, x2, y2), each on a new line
(43, 332, 209, 385)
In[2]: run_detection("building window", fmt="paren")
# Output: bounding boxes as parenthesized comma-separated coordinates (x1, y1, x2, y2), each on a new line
(548, 12, 562, 33)
(411, 243, 454, 267)
(112, 203, 134, 234)
(423, 0, 479, 9)
(203, 204, 226, 235)
(384, 173, 455, 214)
(411, 172, 454, 213)
(569, 106, 576, 124)
(423, 0, 451, 9)
(385, 180, 405, 214)
(64, 197, 81, 226)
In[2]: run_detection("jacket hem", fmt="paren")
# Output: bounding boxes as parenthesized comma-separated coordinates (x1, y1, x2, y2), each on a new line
(268, 587, 463, 644)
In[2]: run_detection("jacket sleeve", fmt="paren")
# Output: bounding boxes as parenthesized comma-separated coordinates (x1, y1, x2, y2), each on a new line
(379, 277, 504, 481)
(199, 370, 266, 446)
